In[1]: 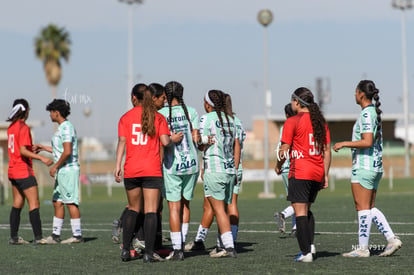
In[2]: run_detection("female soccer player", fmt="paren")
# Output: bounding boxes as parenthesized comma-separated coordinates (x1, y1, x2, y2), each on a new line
(158, 81, 200, 260)
(274, 104, 297, 236)
(198, 89, 239, 258)
(275, 87, 331, 263)
(7, 99, 53, 245)
(333, 80, 402, 257)
(35, 99, 83, 244)
(115, 83, 182, 263)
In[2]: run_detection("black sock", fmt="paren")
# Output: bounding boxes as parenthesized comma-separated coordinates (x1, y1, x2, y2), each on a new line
(122, 209, 138, 250)
(308, 211, 315, 245)
(29, 208, 43, 240)
(144, 212, 157, 255)
(296, 216, 311, 254)
(119, 207, 128, 223)
(154, 212, 162, 250)
(135, 212, 145, 240)
(10, 207, 22, 239)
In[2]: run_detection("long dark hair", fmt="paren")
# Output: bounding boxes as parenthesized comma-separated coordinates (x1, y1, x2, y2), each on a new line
(131, 83, 156, 137)
(7, 99, 30, 123)
(357, 80, 382, 141)
(292, 87, 327, 152)
(164, 81, 193, 133)
(207, 90, 233, 137)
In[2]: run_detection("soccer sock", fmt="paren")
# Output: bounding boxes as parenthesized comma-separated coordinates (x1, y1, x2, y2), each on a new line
(181, 223, 189, 243)
(170, 231, 182, 250)
(221, 231, 234, 249)
(52, 216, 64, 237)
(308, 211, 315, 245)
(135, 212, 145, 241)
(194, 225, 209, 242)
(371, 207, 395, 241)
(144, 212, 157, 255)
(231, 225, 238, 242)
(296, 216, 311, 254)
(119, 207, 128, 222)
(357, 210, 372, 249)
(70, 218, 82, 237)
(154, 212, 163, 249)
(10, 207, 22, 239)
(216, 232, 224, 248)
(122, 210, 138, 250)
(29, 208, 43, 240)
(282, 206, 295, 219)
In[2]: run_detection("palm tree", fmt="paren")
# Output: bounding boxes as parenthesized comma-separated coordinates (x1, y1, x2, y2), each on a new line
(34, 24, 71, 99)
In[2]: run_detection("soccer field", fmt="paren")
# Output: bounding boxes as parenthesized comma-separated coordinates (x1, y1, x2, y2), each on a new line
(0, 179, 413, 274)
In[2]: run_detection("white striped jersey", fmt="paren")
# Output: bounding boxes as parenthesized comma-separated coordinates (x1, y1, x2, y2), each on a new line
(351, 105, 383, 172)
(159, 105, 199, 175)
(199, 111, 236, 174)
(51, 120, 79, 170)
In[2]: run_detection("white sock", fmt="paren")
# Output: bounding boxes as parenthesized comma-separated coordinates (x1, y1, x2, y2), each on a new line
(358, 210, 372, 249)
(52, 216, 64, 236)
(181, 223, 189, 243)
(216, 233, 224, 248)
(70, 218, 82, 237)
(282, 206, 295, 219)
(231, 225, 238, 242)
(195, 225, 208, 242)
(371, 207, 395, 241)
(221, 231, 234, 249)
(170, 231, 182, 250)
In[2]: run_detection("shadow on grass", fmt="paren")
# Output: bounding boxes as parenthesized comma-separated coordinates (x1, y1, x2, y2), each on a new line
(82, 237, 98, 243)
(315, 251, 340, 258)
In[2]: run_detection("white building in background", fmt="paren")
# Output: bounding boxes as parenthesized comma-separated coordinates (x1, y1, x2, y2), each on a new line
(81, 136, 110, 161)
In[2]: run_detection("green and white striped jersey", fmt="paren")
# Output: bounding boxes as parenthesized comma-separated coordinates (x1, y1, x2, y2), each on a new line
(159, 105, 199, 175)
(199, 111, 236, 174)
(351, 105, 383, 172)
(278, 125, 291, 174)
(234, 116, 246, 171)
(52, 120, 79, 170)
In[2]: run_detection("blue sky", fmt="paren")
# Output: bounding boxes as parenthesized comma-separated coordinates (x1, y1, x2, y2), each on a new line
(1, 0, 413, 142)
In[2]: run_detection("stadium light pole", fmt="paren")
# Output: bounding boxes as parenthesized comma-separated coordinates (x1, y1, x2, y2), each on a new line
(119, 0, 143, 111)
(392, 0, 412, 177)
(257, 9, 275, 198)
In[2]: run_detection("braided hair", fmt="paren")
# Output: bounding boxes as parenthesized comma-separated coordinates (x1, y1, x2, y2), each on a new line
(357, 80, 382, 141)
(131, 83, 156, 137)
(224, 93, 235, 119)
(164, 81, 193, 133)
(292, 87, 327, 152)
(207, 90, 233, 137)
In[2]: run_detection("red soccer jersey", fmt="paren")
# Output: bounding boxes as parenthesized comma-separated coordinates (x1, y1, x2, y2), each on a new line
(7, 120, 34, 179)
(281, 112, 331, 182)
(118, 106, 170, 178)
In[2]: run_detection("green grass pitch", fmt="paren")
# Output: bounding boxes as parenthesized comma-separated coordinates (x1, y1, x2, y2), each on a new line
(0, 178, 412, 274)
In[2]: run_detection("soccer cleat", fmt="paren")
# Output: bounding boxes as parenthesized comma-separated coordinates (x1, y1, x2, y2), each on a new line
(61, 236, 84, 244)
(33, 238, 48, 245)
(184, 240, 205, 252)
(209, 246, 224, 257)
(342, 248, 370, 258)
(166, 249, 184, 261)
(111, 219, 121, 243)
(379, 236, 402, 257)
(294, 252, 313, 262)
(45, 235, 61, 244)
(121, 248, 131, 262)
(143, 252, 164, 263)
(9, 236, 30, 245)
(225, 247, 237, 258)
(274, 212, 286, 233)
(132, 237, 145, 250)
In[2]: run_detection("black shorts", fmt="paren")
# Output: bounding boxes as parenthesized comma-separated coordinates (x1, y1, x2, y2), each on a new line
(124, 177, 163, 190)
(287, 178, 322, 203)
(10, 176, 38, 191)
